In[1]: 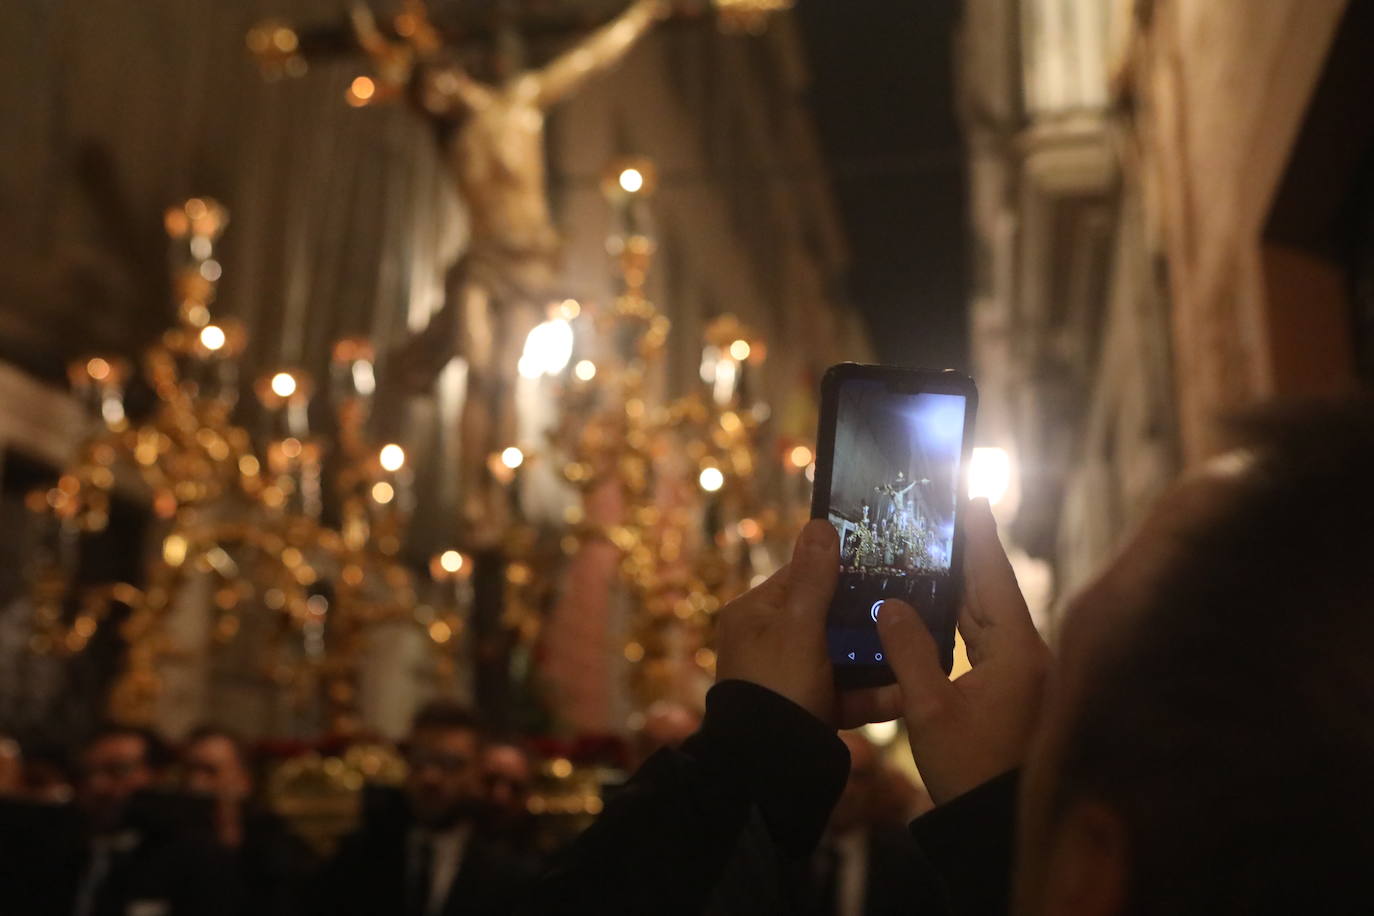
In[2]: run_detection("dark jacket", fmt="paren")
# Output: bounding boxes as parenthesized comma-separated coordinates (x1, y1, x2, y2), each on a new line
(0, 792, 239, 916)
(528, 679, 1016, 916)
(706, 815, 947, 916)
(312, 787, 532, 916)
(854, 822, 953, 916)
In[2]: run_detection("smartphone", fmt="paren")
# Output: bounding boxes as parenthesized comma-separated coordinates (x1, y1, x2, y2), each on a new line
(810, 364, 977, 687)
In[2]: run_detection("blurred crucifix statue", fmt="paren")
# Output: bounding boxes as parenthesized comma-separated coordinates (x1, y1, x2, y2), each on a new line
(251, 0, 787, 528)
(345, 0, 669, 385)
(340, 0, 670, 528)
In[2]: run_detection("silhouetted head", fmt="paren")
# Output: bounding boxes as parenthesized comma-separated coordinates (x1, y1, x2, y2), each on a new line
(482, 740, 533, 826)
(405, 700, 484, 830)
(182, 726, 253, 805)
(1016, 398, 1374, 915)
(79, 725, 169, 832)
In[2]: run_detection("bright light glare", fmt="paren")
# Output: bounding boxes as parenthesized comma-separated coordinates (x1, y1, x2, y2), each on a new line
(270, 372, 297, 398)
(711, 358, 737, 406)
(199, 325, 226, 351)
(379, 443, 406, 472)
(439, 550, 464, 573)
(351, 359, 376, 396)
(728, 339, 751, 361)
(698, 467, 724, 492)
(968, 447, 1011, 506)
(501, 446, 525, 470)
(518, 319, 574, 379)
(618, 168, 644, 193)
(862, 720, 899, 745)
(371, 481, 395, 504)
(574, 360, 597, 381)
(789, 445, 814, 469)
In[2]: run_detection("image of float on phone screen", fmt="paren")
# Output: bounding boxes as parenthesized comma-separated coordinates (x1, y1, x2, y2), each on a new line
(826, 381, 965, 662)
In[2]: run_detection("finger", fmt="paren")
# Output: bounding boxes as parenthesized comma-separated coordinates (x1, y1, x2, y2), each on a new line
(835, 685, 904, 730)
(747, 562, 791, 608)
(877, 600, 960, 726)
(784, 520, 839, 625)
(961, 498, 1031, 647)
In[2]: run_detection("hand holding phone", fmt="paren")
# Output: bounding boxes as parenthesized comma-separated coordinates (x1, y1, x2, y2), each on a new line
(875, 498, 1052, 804)
(714, 520, 841, 723)
(713, 518, 933, 731)
(810, 364, 978, 688)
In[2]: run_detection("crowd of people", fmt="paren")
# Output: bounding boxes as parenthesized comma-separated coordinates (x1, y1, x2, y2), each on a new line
(0, 701, 549, 915)
(0, 696, 929, 915)
(3, 398, 1374, 915)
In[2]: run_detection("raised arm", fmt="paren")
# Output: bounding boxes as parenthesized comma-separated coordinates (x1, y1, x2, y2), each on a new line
(529, 526, 852, 912)
(348, 2, 412, 85)
(530, 0, 668, 110)
(349, 1, 490, 118)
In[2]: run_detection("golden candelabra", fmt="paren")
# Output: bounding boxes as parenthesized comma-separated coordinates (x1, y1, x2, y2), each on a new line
(544, 159, 795, 711)
(25, 199, 471, 733)
(27, 160, 814, 733)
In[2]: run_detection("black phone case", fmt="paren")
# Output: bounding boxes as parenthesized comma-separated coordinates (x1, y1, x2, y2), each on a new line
(810, 363, 978, 688)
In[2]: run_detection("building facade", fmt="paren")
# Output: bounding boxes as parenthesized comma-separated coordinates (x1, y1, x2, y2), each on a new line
(961, 0, 1374, 619)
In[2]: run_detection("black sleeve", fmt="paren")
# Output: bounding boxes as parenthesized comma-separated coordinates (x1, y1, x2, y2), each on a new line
(526, 680, 850, 915)
(907, 770, 1019, 916)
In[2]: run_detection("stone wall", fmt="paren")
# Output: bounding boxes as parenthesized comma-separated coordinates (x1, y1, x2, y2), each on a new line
(959, 0, 1360, 617)
(1120, 0, 1352, 462)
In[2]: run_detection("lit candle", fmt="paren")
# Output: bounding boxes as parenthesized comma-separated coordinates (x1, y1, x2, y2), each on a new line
(68, 356, 129, 430)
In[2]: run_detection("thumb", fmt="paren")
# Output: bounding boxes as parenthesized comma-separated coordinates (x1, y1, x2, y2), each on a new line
(784, 520, 839, 625)
(877, 600, 961, 726)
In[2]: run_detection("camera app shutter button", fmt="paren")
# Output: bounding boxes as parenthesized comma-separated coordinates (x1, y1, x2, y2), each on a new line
(870, 599, 886, 622)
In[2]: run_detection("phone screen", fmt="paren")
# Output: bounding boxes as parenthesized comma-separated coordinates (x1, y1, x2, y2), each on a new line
(816, 371, 972, 678)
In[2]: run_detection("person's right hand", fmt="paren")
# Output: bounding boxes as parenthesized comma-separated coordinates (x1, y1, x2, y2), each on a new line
(875, 497, 1051, 805)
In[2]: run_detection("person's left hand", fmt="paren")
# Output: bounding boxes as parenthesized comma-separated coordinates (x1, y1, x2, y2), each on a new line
(715, 519, 839, 722)
(716, 519, 897, 728)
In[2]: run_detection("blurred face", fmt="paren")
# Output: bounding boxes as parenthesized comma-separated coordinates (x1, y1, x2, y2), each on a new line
(1012, 468, 1246, 915)
(483, 744, 532, 819)
(183, 736, 252, 803)
(406, 727, 483, 829)
(80, 734, 153, 831)
(0, 739, 20, 796)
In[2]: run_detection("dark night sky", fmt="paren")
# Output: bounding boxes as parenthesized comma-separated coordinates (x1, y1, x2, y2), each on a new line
(795, 0, 969, 371)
